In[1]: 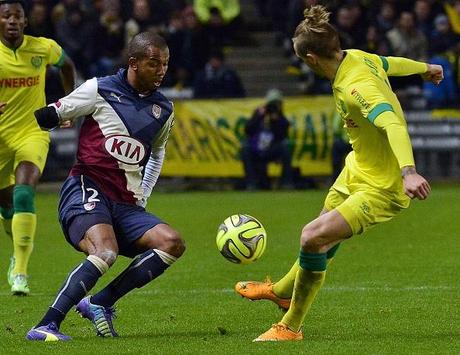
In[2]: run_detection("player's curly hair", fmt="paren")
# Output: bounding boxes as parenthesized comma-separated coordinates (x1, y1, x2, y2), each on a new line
(292, 5, 341, 59)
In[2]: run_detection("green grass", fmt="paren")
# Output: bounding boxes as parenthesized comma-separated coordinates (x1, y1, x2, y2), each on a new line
(0, 185, 459, 354)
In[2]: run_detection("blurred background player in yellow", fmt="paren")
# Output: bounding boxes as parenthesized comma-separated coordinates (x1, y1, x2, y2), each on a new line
(0, 0, 75, 295)
(235, 5, 443, 341)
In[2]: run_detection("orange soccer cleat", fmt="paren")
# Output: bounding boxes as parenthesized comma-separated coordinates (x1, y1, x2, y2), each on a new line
(234, 279, 291, 310)
(253, 322, 303, 342)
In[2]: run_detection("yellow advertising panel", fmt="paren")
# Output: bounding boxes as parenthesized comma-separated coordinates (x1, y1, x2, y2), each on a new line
(163, 96, 336, 177)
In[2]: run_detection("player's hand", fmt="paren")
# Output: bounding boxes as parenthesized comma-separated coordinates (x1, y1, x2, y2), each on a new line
(59, 120, 74, 129)
(0, 102, 6, 115)
(421, 64, 443, 85)
(402, 167, 431, 200)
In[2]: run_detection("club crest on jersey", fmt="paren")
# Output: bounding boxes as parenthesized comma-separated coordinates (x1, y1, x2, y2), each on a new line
(84, 202, 96, 211)
(31, 56, 43, 69)
(104, 135, 146, 165)
(152, 104, 161, 119)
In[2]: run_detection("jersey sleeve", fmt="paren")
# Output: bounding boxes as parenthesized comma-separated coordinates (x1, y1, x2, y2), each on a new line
(348, 82, 415, 168)
(348, 82, 395, 124)
(141, 112, 175, 199)
(42, 37, 66, 67)
(379, 56, 427, 77)
(52, 78, 98, 122)
(374, 111, 415, 168)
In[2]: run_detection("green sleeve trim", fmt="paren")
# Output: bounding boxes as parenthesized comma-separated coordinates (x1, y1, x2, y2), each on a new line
(367, 103, 394, 123)
(54, 49, 66, 68)
(380, 56, 389, 72)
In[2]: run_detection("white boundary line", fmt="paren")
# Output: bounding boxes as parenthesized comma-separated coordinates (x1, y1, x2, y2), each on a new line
(0, 285, 456, 297)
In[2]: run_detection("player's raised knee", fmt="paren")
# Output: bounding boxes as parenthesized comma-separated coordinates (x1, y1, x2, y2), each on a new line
(97, 249, 118, 266)
(300, 224, 327, 252)
(158, 229, 185, 257)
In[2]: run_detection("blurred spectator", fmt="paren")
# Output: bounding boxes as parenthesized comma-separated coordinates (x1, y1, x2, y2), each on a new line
(124, 0, 157, 46)
(90, 0, 125, 77)
(163, 5, 211, 90)
(373, 1, 396, 34)
(163, 10, 188, 88)
(26, 2, 54, 38)
(443, 0, 460, 34)
(193, 0, 246, 46)
(386, 11, 428, 99)
(193, 49, 245, 98)
(429, 14, 460, 55)
(414, 0, 434, 38)
(54, 5, 96, 78)
(51, 0, 80, 25)
(182, 5, 211, 78)
(334, 4, 367, 49)
(241, 89, 293, 190)
(363, 25, 391, 55)
(148, 0, 184, 28)
(387, 11, 428, 60)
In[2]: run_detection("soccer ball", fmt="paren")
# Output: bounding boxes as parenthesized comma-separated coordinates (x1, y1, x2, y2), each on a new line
(216, 214, 267, 264)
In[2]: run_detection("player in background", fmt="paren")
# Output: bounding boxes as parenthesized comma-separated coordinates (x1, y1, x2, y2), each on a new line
(26, 31, 185, 342)
(235, 5, 443, 341)
(0, 0, 75, 295)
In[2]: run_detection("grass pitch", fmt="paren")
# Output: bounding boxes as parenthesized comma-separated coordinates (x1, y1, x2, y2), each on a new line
(0, 185, 458, 354)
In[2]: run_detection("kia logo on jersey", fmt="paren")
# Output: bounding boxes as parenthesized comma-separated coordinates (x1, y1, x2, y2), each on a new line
(104, 135, 146, 165)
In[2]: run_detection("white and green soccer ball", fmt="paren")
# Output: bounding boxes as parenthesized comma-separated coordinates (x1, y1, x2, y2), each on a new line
(216, 214, 267, 264)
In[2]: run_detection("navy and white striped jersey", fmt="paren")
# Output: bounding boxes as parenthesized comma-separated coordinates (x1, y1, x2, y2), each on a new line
(52, 69, 174, 205)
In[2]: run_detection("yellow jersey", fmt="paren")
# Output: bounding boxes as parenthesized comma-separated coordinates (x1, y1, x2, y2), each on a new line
(333, 49, 425, 194)
(0, 35, 64, 141)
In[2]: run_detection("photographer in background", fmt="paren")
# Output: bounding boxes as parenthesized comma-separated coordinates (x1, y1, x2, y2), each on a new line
(241, 89, 294, 190)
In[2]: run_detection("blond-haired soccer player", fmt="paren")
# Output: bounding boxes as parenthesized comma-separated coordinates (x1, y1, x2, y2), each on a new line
(0, 0, 75, 295)
(235, 5, 443, 341)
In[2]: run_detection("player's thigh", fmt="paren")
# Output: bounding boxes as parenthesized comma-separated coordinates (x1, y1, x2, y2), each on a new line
(111, 204, 171, 257)
(301, 209, 352, 252)
(135, 223, 185, 257)
(58, 176, 114, 253)
(335, 189, 407, 235)
(14, 133, 49, 176)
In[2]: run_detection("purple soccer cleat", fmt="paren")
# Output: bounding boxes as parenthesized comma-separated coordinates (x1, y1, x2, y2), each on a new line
(76, 296, 118, 337)
(26, 322, 71, 341)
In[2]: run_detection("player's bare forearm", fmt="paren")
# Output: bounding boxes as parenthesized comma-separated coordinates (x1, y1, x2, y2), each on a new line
(60, 57, 77, 94)
(402, 166, 431, 200)
(0, 102, 6, 115)
(421, 64, 444, 85)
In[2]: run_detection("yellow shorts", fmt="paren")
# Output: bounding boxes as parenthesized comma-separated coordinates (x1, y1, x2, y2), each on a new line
(324, 168, 410, 235)
(0, 132, 49, 189)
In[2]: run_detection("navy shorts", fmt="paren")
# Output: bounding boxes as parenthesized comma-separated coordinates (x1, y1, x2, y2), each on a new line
(58, 175, 165, 257)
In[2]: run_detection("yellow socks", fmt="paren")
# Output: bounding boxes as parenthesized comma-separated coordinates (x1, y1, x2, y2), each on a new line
(280, 250, 327, 332)
(281, 268, 326, 331)
(273, 259, 300, 298)
(12, 212, 36, 275)
(272, 244, 340, 299)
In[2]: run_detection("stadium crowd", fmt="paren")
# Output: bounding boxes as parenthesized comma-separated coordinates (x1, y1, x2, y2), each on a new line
(23, 0, 460, 107)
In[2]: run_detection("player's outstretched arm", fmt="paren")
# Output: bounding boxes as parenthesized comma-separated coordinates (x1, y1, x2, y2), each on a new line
(384, 57, 444, 85)
(59, 56, 77, 95)
(401, 166, 431, 200)
(374, 111, 431, 200)
(421, 64, 444, 85)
